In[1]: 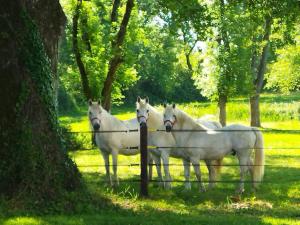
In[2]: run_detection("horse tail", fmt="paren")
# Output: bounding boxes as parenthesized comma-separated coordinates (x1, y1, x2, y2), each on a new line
(252, 127, 264, 188)
(213, 121, 222, 128)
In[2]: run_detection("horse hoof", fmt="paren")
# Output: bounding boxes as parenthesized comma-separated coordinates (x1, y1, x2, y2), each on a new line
(165, 182, 172, 190)
(200, 187, 206, 193)
(251, 187, 257, 193)
(208, 183, 216, 190)
(235, 188, 245, 194)
(184, 183, 192, 191)
(157, 181, 164, 188)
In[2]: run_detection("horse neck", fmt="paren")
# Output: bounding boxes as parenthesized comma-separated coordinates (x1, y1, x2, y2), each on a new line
(176, 109, 206, 130)
(100, 109, 124, 130)
(147, 105, 163, 129)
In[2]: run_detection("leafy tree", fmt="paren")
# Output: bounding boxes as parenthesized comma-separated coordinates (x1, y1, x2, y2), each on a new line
(59, 0, 139, 109)
(266, 42, 300, 93)
(248, 0, 299, 126)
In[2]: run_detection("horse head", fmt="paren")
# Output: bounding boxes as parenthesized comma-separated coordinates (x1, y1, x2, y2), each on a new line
(136, 96, 149, 127)
(88, 99, 102, 131)
(163, 103, 177, 132)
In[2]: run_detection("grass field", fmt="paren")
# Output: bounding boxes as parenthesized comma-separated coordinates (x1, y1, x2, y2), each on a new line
(1, 93, 300, 225)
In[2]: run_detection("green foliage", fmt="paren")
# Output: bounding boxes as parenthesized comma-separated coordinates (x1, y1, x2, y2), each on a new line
(266, 34, 300, 93)
(59, 0, 139, 106)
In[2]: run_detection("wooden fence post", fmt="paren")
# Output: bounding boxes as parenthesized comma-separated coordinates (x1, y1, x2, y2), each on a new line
(140, 123, 148, 197)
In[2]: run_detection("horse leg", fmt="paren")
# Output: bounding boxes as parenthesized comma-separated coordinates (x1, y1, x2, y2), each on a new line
(236, 153, 249, 194)
(191, 158, 206, 192)
(162, 152, 172, 189)
(101, 151, 112, 186)
(205, 159, 216, 190)
(112, 151, 119, 187)
(247, 158, 256, 191)
(183, 159, 191, 190)
(151, 153, 163, 187)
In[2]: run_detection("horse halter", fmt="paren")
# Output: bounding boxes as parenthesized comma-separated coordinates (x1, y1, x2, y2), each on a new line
(90, 117, 101, 124)
(164, 115, 177, 126)
(137, 114, 148, 123)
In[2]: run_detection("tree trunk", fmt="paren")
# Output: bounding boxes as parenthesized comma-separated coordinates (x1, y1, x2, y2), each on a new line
(218, 95, 227, 126)
(81, 11, 92, 54)
(217, 0, 229, 127)
(250, 16, 272, 127)
(72, 0, 92, 101)
(0, 0, 80, 199)
(101, 0, 134, 111)
(250, 94, 261, 127)
(111, 0, 121, 23)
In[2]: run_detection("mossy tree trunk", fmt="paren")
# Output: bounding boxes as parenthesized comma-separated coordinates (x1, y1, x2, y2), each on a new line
(0, 0, 80, 199)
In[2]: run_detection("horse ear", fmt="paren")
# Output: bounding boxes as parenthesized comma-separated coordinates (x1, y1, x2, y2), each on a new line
(163, 103, 167, 108)
(172, 103, 176, 109)
(88, 99, 93, 106)
(145, 96, 149, 103)
(137, 96, 141, 103)
(98, 99, 101, 105)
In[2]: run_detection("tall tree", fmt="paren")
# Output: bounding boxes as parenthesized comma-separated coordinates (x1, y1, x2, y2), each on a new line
(250, 16, 272, 127)
(216, 0, 232, 126)
(0, 0, 80, 199)
(72, 0, 92, 100)
(101, 0, 134, 110)
(248, 0, 299, 127)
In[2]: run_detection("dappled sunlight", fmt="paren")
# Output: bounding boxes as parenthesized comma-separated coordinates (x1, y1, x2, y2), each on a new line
(3, 217, 45, 225)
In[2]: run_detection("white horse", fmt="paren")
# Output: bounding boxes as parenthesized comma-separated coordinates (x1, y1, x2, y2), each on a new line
(88, 100, 153, 186)
(163, 104, 264, 193)
(136, 97, 223, 190)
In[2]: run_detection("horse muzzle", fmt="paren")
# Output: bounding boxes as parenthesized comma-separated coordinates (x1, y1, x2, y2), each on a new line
(165, 125, 172, 132)
(140, 121, 147, 128)
(93, 123, 100, 131)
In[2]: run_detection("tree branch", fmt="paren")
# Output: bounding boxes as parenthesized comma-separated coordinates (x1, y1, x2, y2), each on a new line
(101, 0, 134, 110)
(72, 0, 92, 100)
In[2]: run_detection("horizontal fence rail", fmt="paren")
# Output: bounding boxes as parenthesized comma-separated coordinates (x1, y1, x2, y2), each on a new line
(67, 147, 300, 151)
(76, 163, 298, 168)
(65, 129, 300, 134)
(154, 129, 300, 133)
(86, 179, 299, 184)
(67, 129, 139, 134)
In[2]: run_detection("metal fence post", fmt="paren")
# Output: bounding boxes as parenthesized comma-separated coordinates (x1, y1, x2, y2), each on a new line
(140, 123, 148, 197)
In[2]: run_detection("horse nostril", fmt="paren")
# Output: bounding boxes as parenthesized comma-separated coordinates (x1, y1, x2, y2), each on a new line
(93, 123, 100, 130)
(166, 125, 172, 132)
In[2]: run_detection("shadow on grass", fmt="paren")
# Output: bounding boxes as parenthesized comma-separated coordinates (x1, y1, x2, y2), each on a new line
(1, 165, 299, 225)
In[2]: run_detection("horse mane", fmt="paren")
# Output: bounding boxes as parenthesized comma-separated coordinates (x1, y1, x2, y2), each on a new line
(176, 108, 208, 130)
(99, 106, 127, 128)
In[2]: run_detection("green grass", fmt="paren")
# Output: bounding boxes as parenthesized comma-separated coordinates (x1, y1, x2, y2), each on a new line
(1, 93, 300, 225)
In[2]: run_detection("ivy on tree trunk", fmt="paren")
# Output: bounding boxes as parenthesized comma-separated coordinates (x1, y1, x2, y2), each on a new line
(0, 0, 80, 200)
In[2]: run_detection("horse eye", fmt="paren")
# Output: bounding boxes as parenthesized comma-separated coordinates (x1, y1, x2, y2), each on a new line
(89, 112, 92, 115)
(136, 109, 139, 113)
(147, 110, 149, 113)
